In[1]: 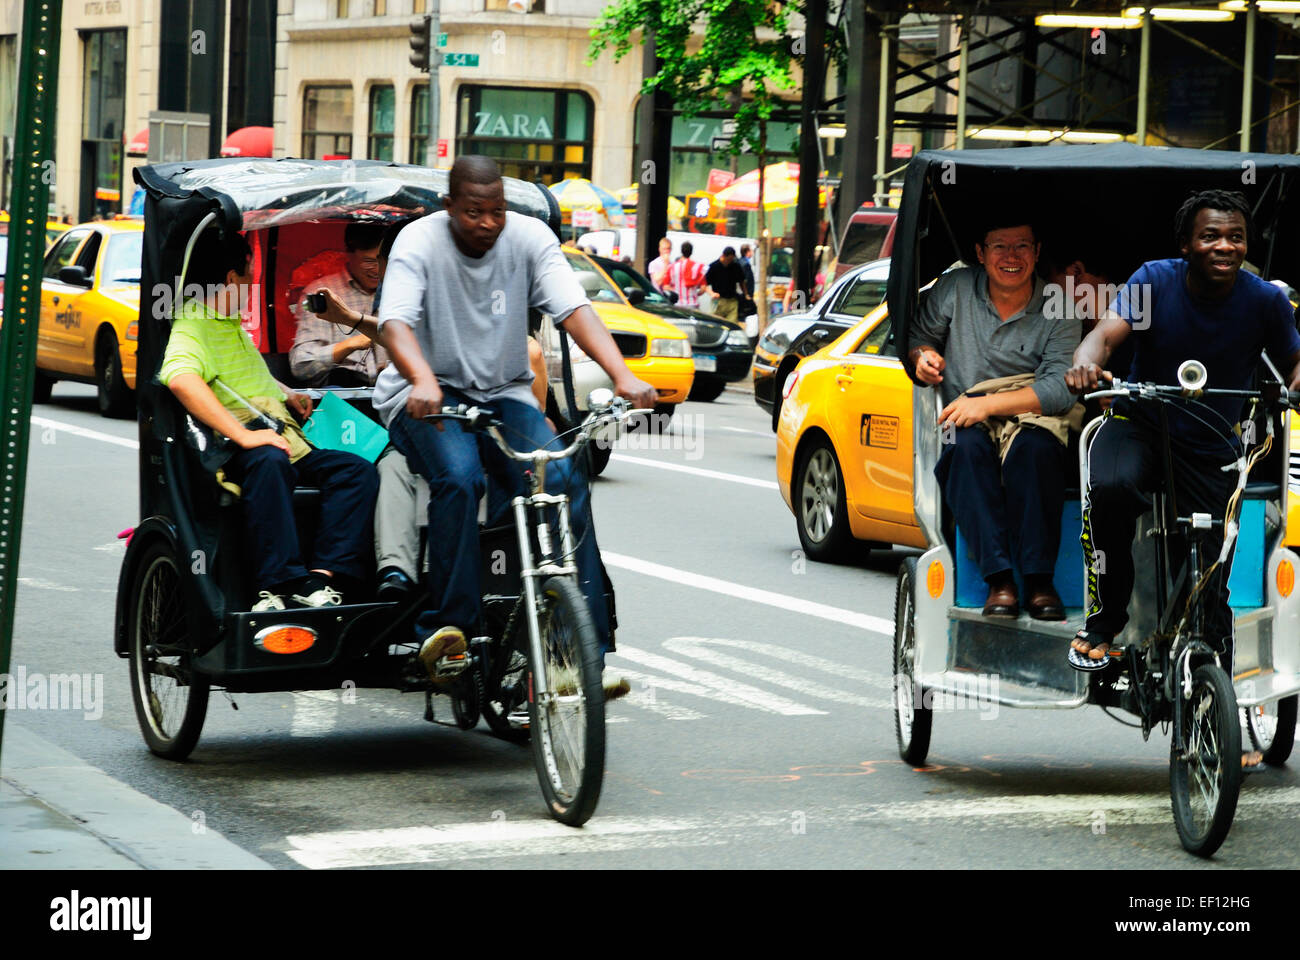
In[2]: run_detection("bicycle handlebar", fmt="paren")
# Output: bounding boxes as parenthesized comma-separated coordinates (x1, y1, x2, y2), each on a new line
(423, 398, 653, 464)
(1084, 377, 1300, 410)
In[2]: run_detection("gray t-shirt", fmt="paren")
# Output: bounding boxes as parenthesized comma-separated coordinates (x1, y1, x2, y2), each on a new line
(913, 266, 1079, 416)
(373, 210, 588, 427)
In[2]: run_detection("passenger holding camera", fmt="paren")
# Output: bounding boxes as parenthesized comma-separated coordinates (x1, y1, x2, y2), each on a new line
(291, 221, 390, 387)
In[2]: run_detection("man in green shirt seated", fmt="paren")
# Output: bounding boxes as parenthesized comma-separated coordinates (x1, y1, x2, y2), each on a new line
(160, 229, 379, 612)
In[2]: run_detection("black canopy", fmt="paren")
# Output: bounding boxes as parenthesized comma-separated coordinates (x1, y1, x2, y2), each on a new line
(888, 143, 1300, 374)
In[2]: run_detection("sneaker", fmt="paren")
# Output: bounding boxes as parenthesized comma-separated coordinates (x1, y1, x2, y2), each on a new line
(252, 591, 287, 612)
(291, 576, 343, 608)
(602, 672, 631, 702)
(376, 566, 416, 601)
(418, 626, 467, 683)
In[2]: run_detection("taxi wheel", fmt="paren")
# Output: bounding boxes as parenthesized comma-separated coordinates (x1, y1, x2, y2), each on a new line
(96, 333, 135, 419)
(33, 370, 54, 404)
(794, 437, 853, 563)
(688, 377, 726, 403)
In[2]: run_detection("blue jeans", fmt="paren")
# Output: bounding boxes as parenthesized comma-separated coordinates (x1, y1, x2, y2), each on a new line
(388, 389, 611, 657)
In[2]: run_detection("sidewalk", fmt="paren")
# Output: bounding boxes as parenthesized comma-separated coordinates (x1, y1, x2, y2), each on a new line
(0, 723, 270, 870)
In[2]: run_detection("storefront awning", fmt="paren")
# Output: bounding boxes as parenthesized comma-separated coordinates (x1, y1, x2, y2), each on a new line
(220, 126, 274, 158)
(125, 129, 149, 157)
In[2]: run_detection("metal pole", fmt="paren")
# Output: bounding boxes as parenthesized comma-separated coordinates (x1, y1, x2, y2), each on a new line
(1241, 0, 1256, 152)
(955, 18, 969, 150)
(1137, 11, 1150, 145)
(875, 29, 890, 203)
(429, 1, 441, 164)
(0, 0, 63, 762)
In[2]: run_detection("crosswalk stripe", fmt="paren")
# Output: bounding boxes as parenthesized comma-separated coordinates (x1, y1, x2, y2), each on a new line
(31, 415, 138, 449)
(613, 645, 826, 716)
(283, 787, 1300, 868)
(603, 552, 895, 636)
(609, 454, 779, 490)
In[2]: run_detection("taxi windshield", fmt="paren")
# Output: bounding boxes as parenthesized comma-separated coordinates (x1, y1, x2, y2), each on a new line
(102, 232, 143, 285)
(565, 252, 623, 303)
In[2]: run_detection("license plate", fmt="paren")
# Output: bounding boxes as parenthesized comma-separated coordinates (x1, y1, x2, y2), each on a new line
(694, 355, 717, 372)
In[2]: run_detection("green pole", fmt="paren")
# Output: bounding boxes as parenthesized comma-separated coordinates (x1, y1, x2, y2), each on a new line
(0, 0, 64, 762)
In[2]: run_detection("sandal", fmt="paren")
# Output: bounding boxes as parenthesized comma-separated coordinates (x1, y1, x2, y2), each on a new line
(1242, 750, 1265, 772)
(1067, 630, 1114, 673)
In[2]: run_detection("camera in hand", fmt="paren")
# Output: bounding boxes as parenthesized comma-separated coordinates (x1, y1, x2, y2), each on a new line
(305, 291, 328, 313)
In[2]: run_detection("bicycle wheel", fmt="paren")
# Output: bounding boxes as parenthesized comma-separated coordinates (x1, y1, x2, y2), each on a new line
(127, 542, 210, 760)
(893, 557, 932, 766)
(1245, 694, 1297, 765)
(1169, 663, 1242, 857)
(529, 576, 605, 826)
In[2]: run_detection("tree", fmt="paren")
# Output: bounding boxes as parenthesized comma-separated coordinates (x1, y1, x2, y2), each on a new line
(590, 0, 803, 333)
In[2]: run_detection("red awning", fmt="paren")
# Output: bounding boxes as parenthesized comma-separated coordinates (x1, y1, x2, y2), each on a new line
(220, 126, 274, 158)
(125, 128, 148, 157)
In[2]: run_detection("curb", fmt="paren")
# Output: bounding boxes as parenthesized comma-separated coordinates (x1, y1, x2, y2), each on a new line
(0, 724, 272, 870)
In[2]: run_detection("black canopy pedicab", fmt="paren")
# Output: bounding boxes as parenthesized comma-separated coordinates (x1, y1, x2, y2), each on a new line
(115, 158, 636, 825)
(886, 143, 1300, 856)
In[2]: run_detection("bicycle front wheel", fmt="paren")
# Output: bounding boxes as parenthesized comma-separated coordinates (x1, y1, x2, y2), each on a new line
(1170, 663, 1242, 857)
(529, 576, 606, 826)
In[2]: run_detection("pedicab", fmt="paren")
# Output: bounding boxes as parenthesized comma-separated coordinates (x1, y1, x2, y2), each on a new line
(114, 158, 638, 825)
(885, 144, 1300, 856)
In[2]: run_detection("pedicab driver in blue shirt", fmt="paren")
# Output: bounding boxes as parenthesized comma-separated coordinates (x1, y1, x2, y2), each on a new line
(373, 155, 656, 700)
(1065, 190, 1300, 675)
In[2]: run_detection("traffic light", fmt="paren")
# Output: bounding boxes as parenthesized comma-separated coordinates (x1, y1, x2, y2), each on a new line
(686, 193, 713, 219)
(409, 15, 431, 71)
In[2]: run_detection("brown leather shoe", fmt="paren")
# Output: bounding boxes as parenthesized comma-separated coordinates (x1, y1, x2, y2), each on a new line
(1026, 584, 1066, 621)
(982, 580, 1019, 618)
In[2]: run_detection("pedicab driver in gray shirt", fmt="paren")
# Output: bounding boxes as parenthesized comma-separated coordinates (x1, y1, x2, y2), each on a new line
(373, 155, 655, 700)
(910, 219, 1080, 623)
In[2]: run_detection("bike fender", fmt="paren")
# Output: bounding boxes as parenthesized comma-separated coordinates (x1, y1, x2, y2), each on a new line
(113, 516, 180, 658)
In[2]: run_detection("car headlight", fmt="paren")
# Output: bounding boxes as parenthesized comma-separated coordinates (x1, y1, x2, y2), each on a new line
(725, 329, 749, 348)
(651, 338, 691, 358)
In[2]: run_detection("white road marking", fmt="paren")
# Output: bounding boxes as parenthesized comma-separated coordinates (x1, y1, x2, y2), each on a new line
(16, 577, 78, 592)
(661, 636, 891, 709)
(720, 425, 773, 438)
(609, 454, 778, 490)
(284, 787, 1300, 868)
(30, 416, 138, 450)
(612, 645, 825, 716)
(290, 690, 341, 738)
(603, 552, 894, 636)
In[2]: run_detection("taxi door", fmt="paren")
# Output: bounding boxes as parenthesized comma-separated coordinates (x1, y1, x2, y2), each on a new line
(38, 228, 95, 373)
(822, 282, 915, 527)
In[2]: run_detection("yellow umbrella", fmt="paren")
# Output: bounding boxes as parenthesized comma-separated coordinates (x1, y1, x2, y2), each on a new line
(713, 162, 824, 210)
(614, 185, 686, 220)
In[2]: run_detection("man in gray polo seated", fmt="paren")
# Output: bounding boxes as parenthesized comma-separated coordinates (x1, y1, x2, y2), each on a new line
(909, 217, 1081, 621)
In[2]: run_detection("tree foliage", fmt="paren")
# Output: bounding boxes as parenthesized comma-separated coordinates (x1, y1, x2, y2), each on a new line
(588, 0, 801, 154)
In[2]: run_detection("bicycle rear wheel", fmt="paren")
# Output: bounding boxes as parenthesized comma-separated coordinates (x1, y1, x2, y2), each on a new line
(1170, 663, 1242, 857)
(529, 576, 605, 826)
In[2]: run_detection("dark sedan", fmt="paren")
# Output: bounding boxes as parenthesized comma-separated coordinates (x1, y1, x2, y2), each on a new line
(752, 258, 889, 430)
(592, 254, 753, 403)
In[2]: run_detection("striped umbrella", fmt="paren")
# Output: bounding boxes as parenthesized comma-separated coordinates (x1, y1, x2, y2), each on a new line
(548, 178, 625, 226)
(713, 162, 825, 210)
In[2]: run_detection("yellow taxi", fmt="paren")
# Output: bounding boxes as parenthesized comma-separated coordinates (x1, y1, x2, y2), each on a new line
(776, 301, 926, 561)
(561, 246, 694, 410)
(35, 219, 142, 417)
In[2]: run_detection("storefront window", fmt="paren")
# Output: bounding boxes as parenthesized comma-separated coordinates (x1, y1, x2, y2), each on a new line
(410, 84, 429, 165)
(456, 85, 593, 184)
(81, 30, 126, 220)
(368, 85, 395, 161)
(303, 85, 353, 158)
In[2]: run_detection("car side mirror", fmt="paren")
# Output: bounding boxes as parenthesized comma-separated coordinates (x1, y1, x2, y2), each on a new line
(623, 286, 645, 304)
(58, 265, 92, 287)
(665, 290, 679, 304)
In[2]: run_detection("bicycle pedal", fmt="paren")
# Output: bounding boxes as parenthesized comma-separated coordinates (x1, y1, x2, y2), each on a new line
(507, 706, 530, 730)
(433, 653, 469, 679)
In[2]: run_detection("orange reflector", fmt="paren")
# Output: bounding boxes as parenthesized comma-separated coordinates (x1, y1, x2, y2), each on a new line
(1279, 559, 1295, 598)
(926, 561, 944, 598)
(254, 625, 316, 654)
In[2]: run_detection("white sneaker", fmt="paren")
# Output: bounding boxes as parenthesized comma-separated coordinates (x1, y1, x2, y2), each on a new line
(252, 591, 286, 612)
(292, 583, 343, 607)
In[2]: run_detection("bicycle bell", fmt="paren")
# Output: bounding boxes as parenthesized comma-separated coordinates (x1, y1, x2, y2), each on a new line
(1176, 359, 1208, 393)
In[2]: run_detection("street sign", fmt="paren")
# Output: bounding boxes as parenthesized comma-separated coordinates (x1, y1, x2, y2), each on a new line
(706, 168, 735, 193)
(443, 52, 479, 67)
(891, 142, 914, 158)
(721, 119, 737, 135)
(437, 32, 448, 47)
(711, 137, 732, 152)
(437, 138, 449, 159)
